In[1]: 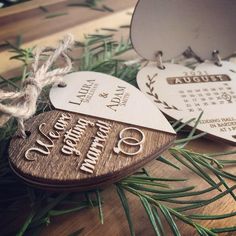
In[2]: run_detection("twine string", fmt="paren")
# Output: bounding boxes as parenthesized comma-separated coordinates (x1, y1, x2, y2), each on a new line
(0, 34, 74, 138)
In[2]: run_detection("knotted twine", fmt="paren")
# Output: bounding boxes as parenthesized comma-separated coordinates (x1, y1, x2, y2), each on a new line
(0, 34, 74, 137)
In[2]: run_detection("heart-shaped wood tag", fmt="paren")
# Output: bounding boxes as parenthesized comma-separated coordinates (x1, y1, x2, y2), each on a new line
(137, 62, 236, 145)
(9, 110, 175, 191)
(131, 0, 236, 61)
(9, 71, 176, 191)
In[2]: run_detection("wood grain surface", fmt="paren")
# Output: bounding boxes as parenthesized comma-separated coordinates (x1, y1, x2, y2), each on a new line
(0, 0, 136, 76)
(9, 110, 175, 191)
(1, 0, 236, 235)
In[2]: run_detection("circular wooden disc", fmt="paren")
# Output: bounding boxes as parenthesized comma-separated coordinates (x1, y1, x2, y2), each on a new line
(9, 110, 175, 191)
(137, 62, 236, 146)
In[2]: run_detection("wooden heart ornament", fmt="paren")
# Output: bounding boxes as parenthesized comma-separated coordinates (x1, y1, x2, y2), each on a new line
(137, 62, 236, 145)
(9, 72, 176, 191)
(131, 0, 236, 61)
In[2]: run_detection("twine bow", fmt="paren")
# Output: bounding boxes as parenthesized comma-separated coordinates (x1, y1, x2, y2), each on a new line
(0, 34, 74, 137)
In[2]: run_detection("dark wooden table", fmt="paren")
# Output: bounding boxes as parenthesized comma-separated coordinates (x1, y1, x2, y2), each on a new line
(0, 1, 236, 235)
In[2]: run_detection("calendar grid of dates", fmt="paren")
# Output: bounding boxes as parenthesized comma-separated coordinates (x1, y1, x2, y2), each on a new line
(179, 83, 236, 113)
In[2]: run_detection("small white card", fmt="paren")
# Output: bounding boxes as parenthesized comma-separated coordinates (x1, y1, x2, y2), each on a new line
(137, 62, 236, 145)
(50, 71, 175, 134)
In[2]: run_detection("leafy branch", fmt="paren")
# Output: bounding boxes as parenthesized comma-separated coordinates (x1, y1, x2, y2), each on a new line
(117, 118, 236, 236)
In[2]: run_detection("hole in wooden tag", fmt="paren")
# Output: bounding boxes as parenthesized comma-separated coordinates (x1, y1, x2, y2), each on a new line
(58, 82, 67, 88)
(25, 131, 31, 138)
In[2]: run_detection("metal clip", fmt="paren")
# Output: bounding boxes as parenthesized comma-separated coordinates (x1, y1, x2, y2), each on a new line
(212, 50, 223, 67)
(155, 51, 165, 70)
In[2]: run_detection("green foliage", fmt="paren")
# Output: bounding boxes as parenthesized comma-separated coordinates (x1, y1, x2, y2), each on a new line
(0, 0, 31, 9)
(45, 12, 68, 19)
(68, 0, 113, 12)
(0, 33, 236, 236)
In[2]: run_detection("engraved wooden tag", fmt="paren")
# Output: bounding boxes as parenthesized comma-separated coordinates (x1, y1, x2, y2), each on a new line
(9, 110, 176, 191)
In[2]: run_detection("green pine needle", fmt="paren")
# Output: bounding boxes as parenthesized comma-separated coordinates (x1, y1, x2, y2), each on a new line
(116, 184, 135, 236)
(45, 12, 68, 19)
(140, 196, 162, 236)
(96, 190, 104, 224)
(159, 204, 181, 236)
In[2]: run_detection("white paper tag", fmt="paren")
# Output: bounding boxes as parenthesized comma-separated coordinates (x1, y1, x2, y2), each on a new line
(50, 71, 175, 134)
(137, 62, 236, 145)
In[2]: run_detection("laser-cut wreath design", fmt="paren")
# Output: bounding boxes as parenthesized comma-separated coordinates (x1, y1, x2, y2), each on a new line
(145, 74, 180, 111)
